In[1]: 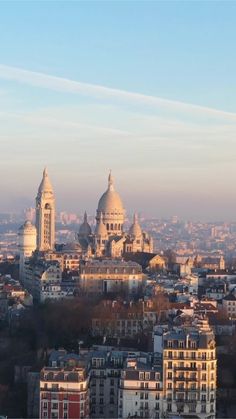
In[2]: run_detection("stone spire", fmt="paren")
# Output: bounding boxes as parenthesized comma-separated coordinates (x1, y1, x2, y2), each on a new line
(38, 166, 53, 195)
(108, 170, 114, 191)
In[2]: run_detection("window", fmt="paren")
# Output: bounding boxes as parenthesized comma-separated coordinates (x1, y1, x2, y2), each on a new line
(179, 341, 184, 348)
(168, 383, 172, 389)
(167, 403, 172, 412)
(189, 404, 196, 413)
(201, 404, 206, 413)
(145, 372, 150, 380)
(139, 372, 144, 380)
(167, 372, 172, 379)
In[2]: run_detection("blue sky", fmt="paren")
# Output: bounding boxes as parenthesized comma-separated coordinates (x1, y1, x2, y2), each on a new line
(0, 1, 236, 220)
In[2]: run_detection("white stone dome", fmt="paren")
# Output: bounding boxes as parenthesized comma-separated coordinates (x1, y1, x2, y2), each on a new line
(129, 213, 142, 237)
(95, 213, 108, 237)
(97, 182, 124, 214)
(18, 221, 37, 252)
(79, 212, 92, 237)
(19, 220, 37, 233)
(96, 172, 125, 236)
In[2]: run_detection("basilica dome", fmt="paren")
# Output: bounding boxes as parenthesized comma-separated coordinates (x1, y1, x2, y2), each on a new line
(96, 173, 125, 236)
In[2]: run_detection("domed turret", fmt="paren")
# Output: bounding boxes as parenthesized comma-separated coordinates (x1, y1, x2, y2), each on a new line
(18, 221, 37, 282)
(79, 212, 92, 238)
(129, 213, 142, 238)
(96, 172, 125, 236)
(95, 213, 108, 237)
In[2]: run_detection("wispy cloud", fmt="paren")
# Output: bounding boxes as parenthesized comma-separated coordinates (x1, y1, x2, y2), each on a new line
(0, 109, 131, 137)
(0, 64, 236, 121)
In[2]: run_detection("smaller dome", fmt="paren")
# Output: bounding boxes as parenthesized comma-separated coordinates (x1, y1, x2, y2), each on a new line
(79, 212, 92, 237)
(129, 213, 142, 237)
(95, 213, 108, 237)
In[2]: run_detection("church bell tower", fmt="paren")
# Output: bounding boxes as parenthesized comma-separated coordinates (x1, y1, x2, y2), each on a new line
(35, 168, 55, 251)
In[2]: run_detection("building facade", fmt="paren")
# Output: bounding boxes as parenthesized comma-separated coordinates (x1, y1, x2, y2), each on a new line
(39, 351, 89, 419)
(162, 319, 216, 419)
(118, 355, 163, 419)
(79, 259, 144, 295)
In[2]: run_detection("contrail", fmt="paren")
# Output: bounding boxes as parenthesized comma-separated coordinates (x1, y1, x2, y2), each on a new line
(0, 63, 235, 120)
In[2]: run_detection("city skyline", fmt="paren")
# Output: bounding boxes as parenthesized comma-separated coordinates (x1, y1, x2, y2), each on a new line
(0, 2, 236, 219)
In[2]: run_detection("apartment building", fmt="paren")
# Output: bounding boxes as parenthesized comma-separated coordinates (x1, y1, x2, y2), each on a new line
(39, 351, 89, 419)
(222, 293, 236, 319)
(24, 259, 65, 302)
(89, 350, 124, 418)
(118, 355, 163, 419)
(163, 319, 216, 419)
(79, 259, 144, 295)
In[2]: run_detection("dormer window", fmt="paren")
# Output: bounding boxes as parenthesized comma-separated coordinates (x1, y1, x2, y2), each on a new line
(167, 340, 173, 348)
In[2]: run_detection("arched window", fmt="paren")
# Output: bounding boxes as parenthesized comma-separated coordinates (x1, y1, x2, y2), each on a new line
(106, 224, 109, 230)
(111, 224, 113, 230)
(114, 224, 117, 230)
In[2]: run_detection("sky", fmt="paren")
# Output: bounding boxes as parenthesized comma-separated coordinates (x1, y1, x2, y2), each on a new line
(0, 0, 236, 220)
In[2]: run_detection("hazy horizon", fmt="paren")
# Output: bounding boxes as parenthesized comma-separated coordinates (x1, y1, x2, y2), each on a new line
(0, 2, 236, 220)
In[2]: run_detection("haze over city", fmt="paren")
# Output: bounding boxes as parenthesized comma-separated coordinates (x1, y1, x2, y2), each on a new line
(0, 1, 236, 220)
